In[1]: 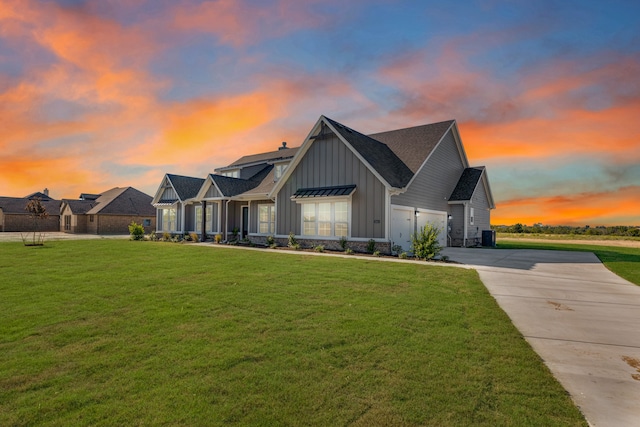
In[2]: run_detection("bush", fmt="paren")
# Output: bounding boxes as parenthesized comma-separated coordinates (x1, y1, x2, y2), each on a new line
(288, 232, 298, 248)
(266, 235, 275, 246)
(366, 239, 376, 254)
(399, 252, 408, 259)
(128, 222, 145, 241)
(373, 250, 381, 257)
(189, 232, 200, 243)
(391, 244, 403, 256)
(314, 245, 325, 252)
(411, 223, 442, 260)
(214, 234, 222, 243)
(339, 236, 348, 251)
(345, 248, 354, 255)
(162, 232, 171, 242)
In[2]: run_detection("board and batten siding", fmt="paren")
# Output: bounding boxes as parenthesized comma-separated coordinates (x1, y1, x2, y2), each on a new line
(276, 132, 387, 238)
(204, 183, 222, 199)
(391, 129, 465, 211)
(249, 199, 273, 234)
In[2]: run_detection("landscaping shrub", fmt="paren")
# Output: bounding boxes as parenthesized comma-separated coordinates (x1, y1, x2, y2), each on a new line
(288, 232, 298, 248)
(366, 239, 376, 254)
(128, 221, 145, 241)
(411, 223, 442, 260)
(339, 236, 348, 251)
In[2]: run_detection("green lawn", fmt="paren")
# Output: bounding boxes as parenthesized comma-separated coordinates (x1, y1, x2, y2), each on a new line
(0, 240, 586, 426)
(497, 240, 640, 286)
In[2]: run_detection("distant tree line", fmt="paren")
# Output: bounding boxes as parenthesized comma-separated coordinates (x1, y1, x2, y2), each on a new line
(491, 223, 640, 237)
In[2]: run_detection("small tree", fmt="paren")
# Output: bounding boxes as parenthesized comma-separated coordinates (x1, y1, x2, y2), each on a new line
(23, 197, 48, 246)
(411, 223, 442, 260)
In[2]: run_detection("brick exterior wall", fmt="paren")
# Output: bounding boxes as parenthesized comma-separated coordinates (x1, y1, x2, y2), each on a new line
(2, 214, 61, 232)
(93, 215, 156, 234)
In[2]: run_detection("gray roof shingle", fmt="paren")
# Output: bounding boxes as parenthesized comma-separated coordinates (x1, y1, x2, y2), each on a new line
(225, 146, 298, 168)
(0, 196, 61, 215)
(167, 174, 205, 201)
(369, 120, 455, 174)
(323, 117, 414, 188)
(209, 165, 273, 197)
(449, 167, 485, 201)
(88, 187, 155, 216)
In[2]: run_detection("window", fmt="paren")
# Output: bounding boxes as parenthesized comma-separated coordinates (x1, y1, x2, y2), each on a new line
(222, 170, 239, 178)
(143, 219, 151, 227)
(258, 204, 275, 234)
(274, 164, 287, 180)
(162, 208, 176, 231)
(64, 215, 71, 231)
(302, 201, 349, 237)
(195, 205, 213, 233)
(89, 215, 94, 222)
(470, 207, 474, 225)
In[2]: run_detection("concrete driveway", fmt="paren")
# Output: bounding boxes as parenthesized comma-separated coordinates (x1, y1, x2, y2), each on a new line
(441, 247, 640, 427)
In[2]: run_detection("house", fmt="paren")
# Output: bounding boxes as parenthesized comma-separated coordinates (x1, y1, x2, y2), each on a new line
(153, 116, 495, 251)
(152, 143, 297, 239)
(60, 187, 156, 234)
(0, 189, 61, 232)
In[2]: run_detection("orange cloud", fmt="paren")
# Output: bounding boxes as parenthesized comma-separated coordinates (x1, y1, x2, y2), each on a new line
(493, 186, 640, 226)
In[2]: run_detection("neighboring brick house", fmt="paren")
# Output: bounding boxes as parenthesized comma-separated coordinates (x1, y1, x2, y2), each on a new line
(0, 190, 61, 232)
(153, 115, 495, 250)
(60, 187, 156, 234)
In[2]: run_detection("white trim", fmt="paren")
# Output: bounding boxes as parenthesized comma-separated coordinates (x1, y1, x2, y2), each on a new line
(298, 199, 350, 239)
(256, 203, 276, 235)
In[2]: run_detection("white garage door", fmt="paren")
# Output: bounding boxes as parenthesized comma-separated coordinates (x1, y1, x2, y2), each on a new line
(391, 207, 414, 252)
(416, 210, 447, 247)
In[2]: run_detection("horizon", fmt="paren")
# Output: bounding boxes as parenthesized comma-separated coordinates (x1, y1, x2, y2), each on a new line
(1, 1, 639, 226)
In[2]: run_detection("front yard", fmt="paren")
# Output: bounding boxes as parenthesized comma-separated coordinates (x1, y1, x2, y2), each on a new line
(0, 240, 586, 426)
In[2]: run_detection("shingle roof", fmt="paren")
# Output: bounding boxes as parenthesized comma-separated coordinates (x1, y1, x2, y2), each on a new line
(323, 117, 414, 188)
(239, 168, 277, 197)
(24, 191, 54, 201)
(369, 120, 455, 174)
(0, 196, 61, 215)
(63, 199, 96, 214)
(167, 174, 205, 201)
(209, 165, 273, 197)
(87, 187, 155, 216)
(449, 167, 485, 201)
(224, 146, 299, 168)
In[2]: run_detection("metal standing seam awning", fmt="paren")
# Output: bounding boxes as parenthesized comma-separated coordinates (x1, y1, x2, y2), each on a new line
(153, 199, 179, 207)
(291, 185, 356, 199)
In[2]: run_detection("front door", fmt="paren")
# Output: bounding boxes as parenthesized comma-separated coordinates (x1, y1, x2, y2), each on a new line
(391, 207, 414, 252)
(242, 206, 249, 238)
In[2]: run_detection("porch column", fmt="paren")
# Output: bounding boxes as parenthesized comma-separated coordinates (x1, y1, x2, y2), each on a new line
(201, 200, 207, 241)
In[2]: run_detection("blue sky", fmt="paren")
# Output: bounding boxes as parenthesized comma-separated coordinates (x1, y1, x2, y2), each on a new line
(1, 0, 639, 225)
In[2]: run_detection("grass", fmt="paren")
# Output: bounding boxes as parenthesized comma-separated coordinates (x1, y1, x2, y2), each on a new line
(497, 232, 640, 242)
(0, 240, 586, 426)
(497, 240, 640, 286)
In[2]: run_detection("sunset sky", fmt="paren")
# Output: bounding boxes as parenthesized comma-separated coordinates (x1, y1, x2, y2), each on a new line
(1, 0, 639, 226)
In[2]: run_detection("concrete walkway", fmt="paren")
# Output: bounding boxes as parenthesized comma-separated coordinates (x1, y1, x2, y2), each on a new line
(441, 247, 640, 427)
